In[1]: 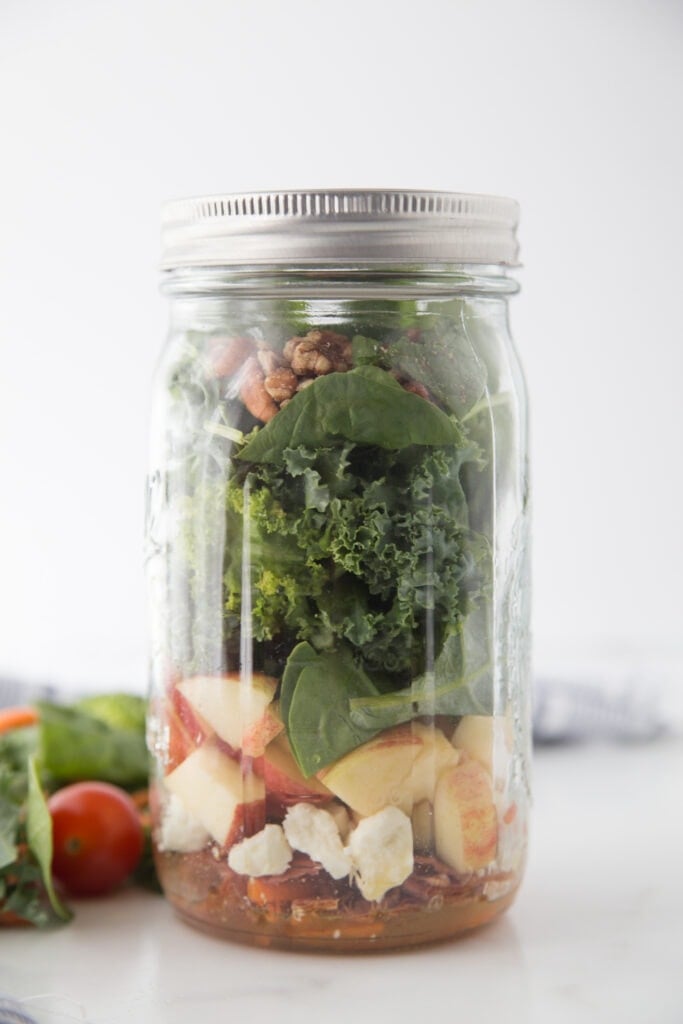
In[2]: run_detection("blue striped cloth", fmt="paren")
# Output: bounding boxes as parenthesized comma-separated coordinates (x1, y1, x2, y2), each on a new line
(0, 998, 38, 1024)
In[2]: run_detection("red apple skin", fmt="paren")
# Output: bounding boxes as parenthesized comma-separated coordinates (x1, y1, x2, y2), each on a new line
(223, 798, 266, 848)
(434, 754, 498, 873)
(164, 686, 213, 773)
(242, 708, 285, 757)
(172, 686, 210, 743)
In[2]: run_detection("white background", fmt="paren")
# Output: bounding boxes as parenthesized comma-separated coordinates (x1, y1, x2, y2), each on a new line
(1, 0, 682, 694)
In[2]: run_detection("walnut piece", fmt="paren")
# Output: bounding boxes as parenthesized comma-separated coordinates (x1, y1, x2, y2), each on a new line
(264, 367, 298, 403)
(283, 330, 353, 376)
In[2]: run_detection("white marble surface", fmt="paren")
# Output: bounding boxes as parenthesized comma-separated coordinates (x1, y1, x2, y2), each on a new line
(2, 740, 682, 1024)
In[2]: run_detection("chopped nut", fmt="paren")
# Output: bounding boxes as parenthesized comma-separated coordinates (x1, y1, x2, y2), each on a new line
(283, 330, 353, 376)
(208, 336, 254, 378)
(239, 356, 279, 422)
(257, 348, 282, 376)
(296, 377, 315, 391)
(264, 367, 298, 403)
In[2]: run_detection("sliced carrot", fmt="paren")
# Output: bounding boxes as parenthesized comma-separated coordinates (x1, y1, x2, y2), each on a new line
(0, 706, 39, 733)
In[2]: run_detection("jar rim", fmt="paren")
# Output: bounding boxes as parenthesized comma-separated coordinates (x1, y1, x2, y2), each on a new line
(160, 189, 520, 270)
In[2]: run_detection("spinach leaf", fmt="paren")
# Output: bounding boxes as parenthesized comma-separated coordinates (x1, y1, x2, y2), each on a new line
(26, 756, 71, 922)
(349, 606, 493, 731)
(279, 641, 319, 728)
(389, 302, 490, 418)
(36, 702, 148, 789)
(73, 693, 147, 734)
(237, 366, 461, 464)
(285, 646, 382, 777)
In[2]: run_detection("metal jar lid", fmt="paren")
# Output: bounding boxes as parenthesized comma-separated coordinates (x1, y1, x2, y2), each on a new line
(160, 189, 520, 269)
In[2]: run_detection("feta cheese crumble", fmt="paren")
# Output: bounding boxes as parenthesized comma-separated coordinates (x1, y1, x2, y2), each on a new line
(283, 803, 352, 879)
(227, 824, 292, 877)
(346, 806, 414, 902)
(158, 792, 210, 853)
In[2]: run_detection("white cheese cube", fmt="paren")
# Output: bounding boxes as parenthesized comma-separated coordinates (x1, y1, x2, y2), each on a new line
(283, 803, 352, 879)
(227, 824, 293, 877)
(158, 792, 210, 853)
(347, 806, 414, 902)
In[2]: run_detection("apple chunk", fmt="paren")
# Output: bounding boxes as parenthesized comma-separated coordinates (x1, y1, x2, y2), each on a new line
(433, 754, 498, 873)
(410, 723, 460, 804)
(164, 742, 265, 847)
(242, 701, 284, 757)
(177, 673, 278, 754)
(263, 734, 332, 804)
(165, 686, 210, 772)
(317, 725, 424, 817)
(318, 723, 459, 817)
(452, 714, 512, 778)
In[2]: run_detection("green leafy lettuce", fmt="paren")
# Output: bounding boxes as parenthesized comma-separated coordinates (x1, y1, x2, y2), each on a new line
(0, 693, 148, 927)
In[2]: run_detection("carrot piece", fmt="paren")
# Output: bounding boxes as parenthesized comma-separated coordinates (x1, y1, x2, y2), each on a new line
(0, 910, 31, 927)
(0, 706, 39, 733)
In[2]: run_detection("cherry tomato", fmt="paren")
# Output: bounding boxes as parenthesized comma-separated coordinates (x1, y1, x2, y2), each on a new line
(48, 781, 144, 897)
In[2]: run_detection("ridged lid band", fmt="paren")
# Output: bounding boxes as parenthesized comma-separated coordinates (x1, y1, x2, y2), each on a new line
(161, 189, 519, 269)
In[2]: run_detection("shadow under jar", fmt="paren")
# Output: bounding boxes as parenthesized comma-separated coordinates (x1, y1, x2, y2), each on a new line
(146, 190, 531, 951)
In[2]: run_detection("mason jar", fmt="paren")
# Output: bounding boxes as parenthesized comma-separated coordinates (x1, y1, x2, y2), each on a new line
(145, 189, 531, 951)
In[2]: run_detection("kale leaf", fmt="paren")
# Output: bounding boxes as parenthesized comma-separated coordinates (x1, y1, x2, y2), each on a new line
(225, 440, 488, 677)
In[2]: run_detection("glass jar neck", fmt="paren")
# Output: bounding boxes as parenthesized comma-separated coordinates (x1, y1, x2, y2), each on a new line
(161, 263, 519, 300)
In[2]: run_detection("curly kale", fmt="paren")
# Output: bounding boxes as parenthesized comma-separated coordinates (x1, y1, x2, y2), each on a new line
(224, 441, 488, 678)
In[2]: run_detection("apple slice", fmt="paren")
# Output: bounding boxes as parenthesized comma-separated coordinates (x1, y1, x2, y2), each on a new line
(317, 724, 424, 817)
(164, 686, 211, 772)
(411, 799, 435, 852)
(452, 714, 513, 779)
(177, 673, 278, 753)
(242, 701, 284, 757)
(433, 753, 498, 873)
(164, 742, 265, 847)
(263, 734, 332, 805)
(410, 723, 460, 804)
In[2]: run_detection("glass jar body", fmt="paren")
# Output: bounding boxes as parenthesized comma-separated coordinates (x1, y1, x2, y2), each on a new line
(146, 266, 531, 951)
